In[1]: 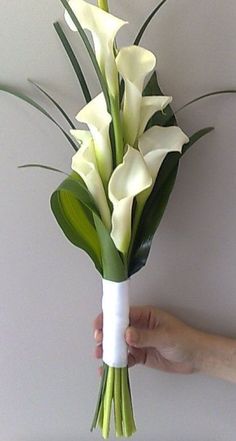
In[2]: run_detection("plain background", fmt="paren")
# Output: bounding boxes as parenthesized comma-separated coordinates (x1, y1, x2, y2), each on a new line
(1, 0, 236, 440)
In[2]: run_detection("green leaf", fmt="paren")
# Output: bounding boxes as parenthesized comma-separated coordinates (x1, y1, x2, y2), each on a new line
(129, 126, 214, 276)
(143, 71, 177, 127)
(51, 174, 125, 281)
(134, 0, 168, 46)
(51, 174, 102, 273)
(28, 78, 76, 129)
(53, 22, 92, 104)
(94, 217, 126, 282)
(59, 0, 110, 111)
(175, 89, 236, 114)
(18, 163, 68, 175)
(0, 84, 78, 152)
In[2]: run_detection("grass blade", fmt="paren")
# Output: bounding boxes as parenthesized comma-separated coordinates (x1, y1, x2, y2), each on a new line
(53, 22, 91, 104)
(18, 163, 68, 175)
(28, 78, 76, 129)
(59, 0, 110, 110)
(176, 90, 236, 113)
(134, 0, 168, 46)
(0, 84, 78, 152)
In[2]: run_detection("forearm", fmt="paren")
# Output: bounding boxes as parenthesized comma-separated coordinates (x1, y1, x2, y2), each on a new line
(194, 330, 236, 383)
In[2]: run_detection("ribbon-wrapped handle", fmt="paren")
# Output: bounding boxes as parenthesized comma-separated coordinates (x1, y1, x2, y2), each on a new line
(102, 279, 130, 368)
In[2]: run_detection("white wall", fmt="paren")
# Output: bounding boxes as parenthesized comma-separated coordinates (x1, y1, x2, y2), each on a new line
(1, 1, 236, 440)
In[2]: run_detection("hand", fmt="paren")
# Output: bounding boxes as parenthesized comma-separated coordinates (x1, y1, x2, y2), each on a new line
(94, 306, 201, 374)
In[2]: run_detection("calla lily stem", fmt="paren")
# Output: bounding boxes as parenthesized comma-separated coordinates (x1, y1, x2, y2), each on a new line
(110, 95, 124, 166)
(97, 0, 109, 12)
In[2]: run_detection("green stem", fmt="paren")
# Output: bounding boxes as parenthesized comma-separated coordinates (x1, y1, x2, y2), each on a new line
(114, 368, 123, 437)
(91, 363, 108, 431)
(103, 367, 115, 439)
(97, 0, 109, 11)
(110, 95, 124, 166)
(121, 368, 136, 437)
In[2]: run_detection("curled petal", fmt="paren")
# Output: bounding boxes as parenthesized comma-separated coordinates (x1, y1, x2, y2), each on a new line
(70, 129, 93, 147)
(76, 93, 112, 184)
(116, 46, 156, 145)
(65, 0, 127, 95)
(138, 96, 173, 137)
(109, 146, 152, 253)
(137, 125, 189, 205)
(71, 139, 111, 229)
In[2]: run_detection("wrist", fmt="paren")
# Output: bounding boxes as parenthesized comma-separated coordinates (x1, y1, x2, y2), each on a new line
(192, 330, 236, 382)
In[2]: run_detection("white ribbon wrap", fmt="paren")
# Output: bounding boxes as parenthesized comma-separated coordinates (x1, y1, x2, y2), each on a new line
(102, 279, 130, 368)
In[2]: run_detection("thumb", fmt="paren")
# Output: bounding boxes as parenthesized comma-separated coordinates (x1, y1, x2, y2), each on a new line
(125, 326, 157, 348)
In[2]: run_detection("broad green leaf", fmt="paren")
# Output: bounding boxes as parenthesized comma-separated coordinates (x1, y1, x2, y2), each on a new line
(59, 0, 110, 111)
(18, 163, 68, 175)
(175, 89, 236, 114)
(0, 84, 78, 152)
(51, 174, 102, 273)
(53, 22, 92, 104)
(94, 217, 126, 282)
(51, 174, 125, 280)
(143, 71, 177, 127)
(134, 0, 168, 46)
(129, 126, 214, 276)
(28, 78, 76, 129)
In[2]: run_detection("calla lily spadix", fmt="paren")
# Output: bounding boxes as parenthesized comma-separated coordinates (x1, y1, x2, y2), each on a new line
(75, 93, 112, 185)
(65, 0, 127, 96)
(137, 125, 189, 206)
(109, 146, 152, 253)
(116, 45, 156, 146)
(71, 131, 111, 230)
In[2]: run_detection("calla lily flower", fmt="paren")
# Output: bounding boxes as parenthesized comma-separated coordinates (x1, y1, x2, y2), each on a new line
(65, 0, 127, 96)
(109, 146, 152, 253)
(75, 93, 112, 185)
(116, 45, 156, 146)
(71, 133, 111, 230)
(137, 125, 189, 206)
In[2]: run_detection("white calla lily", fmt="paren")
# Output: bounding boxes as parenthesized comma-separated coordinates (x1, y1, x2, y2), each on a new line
(76, 93, 112, 184)
(138, 95, 172, 137)
(137, 125, 189, 205)
(65, 0, 127, 95)
(116, 45, 156, 146)
(71, 137, 111, 230)
(109, 146, 152, 253)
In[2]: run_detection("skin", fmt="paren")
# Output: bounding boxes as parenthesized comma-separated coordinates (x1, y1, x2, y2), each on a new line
(94, 306, 236, 383)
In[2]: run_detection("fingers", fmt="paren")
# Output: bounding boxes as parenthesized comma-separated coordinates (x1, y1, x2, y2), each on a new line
(93, 312, 103, 332)
(125, 326, 157, 348)
(129, 306, 161, 329)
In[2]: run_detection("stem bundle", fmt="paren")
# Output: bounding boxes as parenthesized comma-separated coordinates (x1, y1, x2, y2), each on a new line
(91, 364, 136, 438)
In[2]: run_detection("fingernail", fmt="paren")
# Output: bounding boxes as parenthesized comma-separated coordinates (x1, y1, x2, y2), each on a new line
(126, 327, 138, 344)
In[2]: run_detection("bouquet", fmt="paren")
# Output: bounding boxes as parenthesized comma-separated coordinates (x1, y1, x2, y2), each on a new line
(1, 0, 235, 438)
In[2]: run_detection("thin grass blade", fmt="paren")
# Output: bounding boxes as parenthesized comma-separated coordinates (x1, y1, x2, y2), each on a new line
(176, 90, 236, 114)
(0, 84, 78, 151)
(53, 22, 91, 104)
(28, 78, 76, 129)
(18, 163, 68, 175)
(134, 0, 168, 46)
